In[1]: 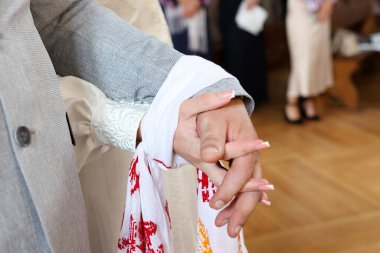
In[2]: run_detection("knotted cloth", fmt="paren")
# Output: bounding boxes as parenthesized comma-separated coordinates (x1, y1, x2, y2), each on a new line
(117, 56, 248, 252)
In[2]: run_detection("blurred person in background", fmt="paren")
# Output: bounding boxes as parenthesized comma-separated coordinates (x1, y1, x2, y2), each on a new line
(219, 0, 268, 106)
(160, 0, 213, 59)
(285, 0, 336, 124)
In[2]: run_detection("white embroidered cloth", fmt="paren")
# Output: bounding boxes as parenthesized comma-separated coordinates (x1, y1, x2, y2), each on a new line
(117, 55, 248, 253)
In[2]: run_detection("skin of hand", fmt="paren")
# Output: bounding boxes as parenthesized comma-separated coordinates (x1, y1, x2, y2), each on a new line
(246, 0, 260, 10)
(137, 91, 272, 237)
(178, 0, 201, 18)
(317, 0, 334, 22)
(214, 157, 269, 237)
(173, 91, 273, 237)
(173, 91, 271, 190)
(137, 91, 271, 192)
(195, 98, 269, 237)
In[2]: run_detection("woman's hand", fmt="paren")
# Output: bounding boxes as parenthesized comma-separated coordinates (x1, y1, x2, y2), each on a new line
(173, 91, 273, 237)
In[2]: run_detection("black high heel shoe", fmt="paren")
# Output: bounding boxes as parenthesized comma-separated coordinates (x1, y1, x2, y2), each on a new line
(284, 102, 303, 124)
(301, 97, 320, 121)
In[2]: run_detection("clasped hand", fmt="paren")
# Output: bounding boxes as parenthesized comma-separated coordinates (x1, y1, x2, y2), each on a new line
(173, 90, 273, 238)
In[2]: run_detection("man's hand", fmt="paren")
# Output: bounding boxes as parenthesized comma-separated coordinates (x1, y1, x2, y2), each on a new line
(196, 98, 268, 237)
(214, 157, 270, 236)
(173, 91, 272, 237)
(174, 91, 270, 190)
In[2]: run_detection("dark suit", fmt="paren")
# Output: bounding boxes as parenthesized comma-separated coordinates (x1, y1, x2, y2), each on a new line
(219, 0, 269, 106)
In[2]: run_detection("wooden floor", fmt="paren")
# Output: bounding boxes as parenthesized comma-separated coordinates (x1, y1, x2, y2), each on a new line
(244, 56, 380, 253)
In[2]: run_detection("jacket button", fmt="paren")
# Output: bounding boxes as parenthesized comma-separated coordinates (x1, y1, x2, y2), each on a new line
(15, 126, 32, 147)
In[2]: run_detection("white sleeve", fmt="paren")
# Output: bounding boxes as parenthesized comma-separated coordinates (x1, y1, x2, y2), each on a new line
(91, 100, 148, 152)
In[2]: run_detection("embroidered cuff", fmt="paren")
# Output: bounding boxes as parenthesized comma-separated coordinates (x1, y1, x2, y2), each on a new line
(91, 99, 148, 152)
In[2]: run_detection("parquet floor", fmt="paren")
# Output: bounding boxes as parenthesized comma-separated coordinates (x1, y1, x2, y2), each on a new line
(244, 57, 380, 253)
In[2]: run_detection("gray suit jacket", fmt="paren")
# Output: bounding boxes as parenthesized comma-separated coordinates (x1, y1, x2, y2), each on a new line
(0, 0, 253, 252)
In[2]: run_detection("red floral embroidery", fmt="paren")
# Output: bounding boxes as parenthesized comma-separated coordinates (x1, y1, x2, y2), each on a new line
(143, 220, 164, 253)
(118, 213, 164, 252)
(118, 215, 144, 252)
(152, 159, 172, 169)
(129, 156, 140, 195)
(198, 170, 216, 203)
(196, 168, 200, 195)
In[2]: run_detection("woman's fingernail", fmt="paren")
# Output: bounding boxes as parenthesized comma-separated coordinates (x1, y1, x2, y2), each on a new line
(214, 200, 225, 210)
(258, 184, 275, 191)
(219, 90, 235, 100)
(261, 200, 271, 206)
(254, 141, 271, 150)
(257, 179, 270, 185)
(235, 226, 242, 235)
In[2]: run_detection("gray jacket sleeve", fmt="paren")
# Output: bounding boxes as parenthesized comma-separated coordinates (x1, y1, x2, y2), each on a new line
(31, 0, 254, 113)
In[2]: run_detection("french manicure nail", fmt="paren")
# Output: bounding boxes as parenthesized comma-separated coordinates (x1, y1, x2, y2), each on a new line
(220, 90, 235, 100)
(257, 179, 269, 185)
(254, 140, 271, 150)
(258, 184, 275, 191)
(214, 200, 225, 210)
(261, 200, 271, 206)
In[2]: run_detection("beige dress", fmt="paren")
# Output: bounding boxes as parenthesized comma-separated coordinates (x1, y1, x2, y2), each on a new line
(97, 0, 172, 45)
(286, 0, 333, 98)
(60, 1, 198, 252)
